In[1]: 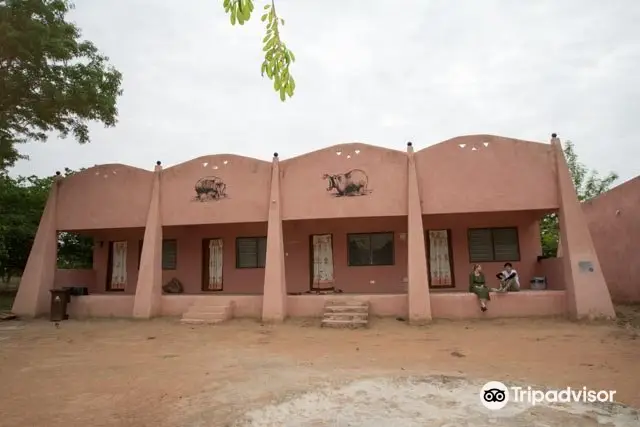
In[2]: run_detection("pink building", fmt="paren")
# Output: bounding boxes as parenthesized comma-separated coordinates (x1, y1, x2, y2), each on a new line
(583, 176, 640, 303)
(12, 134, 615, 322)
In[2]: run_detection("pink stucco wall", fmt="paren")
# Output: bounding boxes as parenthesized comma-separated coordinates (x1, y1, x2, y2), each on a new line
(284, 216, 408, 294)
(280, 144, 408, 220)
(415, 136, 558, 214)
(535, 258, 564, 290)
(422, 211, 547, 292)
(56, 165, 153, 231)
(16, 135, 616, 321)
(161, 223, 267, 294)
(583, 176, 640, 303)
(160, 155, 272, 226)
(54, 269, 96, 290)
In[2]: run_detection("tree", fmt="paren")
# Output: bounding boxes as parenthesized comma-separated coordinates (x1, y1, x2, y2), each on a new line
(540, 140, 618, 257)
(0, 173, 51, 282)
(223, 0, 296, 101)
(0, 0, 123, 171)
(0, 168, 92, 283)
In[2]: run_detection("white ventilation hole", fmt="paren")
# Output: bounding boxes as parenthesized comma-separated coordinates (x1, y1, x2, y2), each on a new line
(347, 155, 351, 159)
(355, 149, 360, 154)
(223, 160, 228, 165)
(213, 166, 219, 170)
(471, 147, 478, 151)
(336, 151, 342, 156)
(458, 144, 466, 148)
(483, 142, 489, 147)
(203, 162, 208, 167)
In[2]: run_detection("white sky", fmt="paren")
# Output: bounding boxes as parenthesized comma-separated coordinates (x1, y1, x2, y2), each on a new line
(10, 0, 640, 183)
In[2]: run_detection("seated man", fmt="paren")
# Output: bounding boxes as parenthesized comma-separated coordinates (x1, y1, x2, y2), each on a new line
(495, 262, 520, 292)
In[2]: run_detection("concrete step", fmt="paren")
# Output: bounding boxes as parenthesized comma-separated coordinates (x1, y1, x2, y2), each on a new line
(323, 312, 368, 321)
(182, 311, 228, 321)
(187, 305, 230, 315)
(326, 300, 369, 307)
(324, 305, 369, 313)
(180, 318, 223, 325)
(181, 301, 234, 325)
(321, 318, 368, 329)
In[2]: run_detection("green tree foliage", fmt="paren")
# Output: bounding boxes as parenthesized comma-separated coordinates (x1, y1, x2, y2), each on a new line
(223, 0, 296, 101)
(540, 141, 618, 257)
(0, 0, 123, 171)
(0, 168, 92, 283)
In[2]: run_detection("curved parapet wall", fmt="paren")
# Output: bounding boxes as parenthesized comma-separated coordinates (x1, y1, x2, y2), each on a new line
(160, 154, 271, 225)
(280, 143, 408, 220)
(56, 164, 154, 230)
(415, 135, 559, 214)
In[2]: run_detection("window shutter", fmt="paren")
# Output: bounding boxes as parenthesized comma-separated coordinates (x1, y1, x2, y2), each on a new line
(468, 229, 493, 262)
(257, 237, 268, 268)
(237, 238, 258, 268)
(162, 240, 177, 269)
(492, 228, 519, 261)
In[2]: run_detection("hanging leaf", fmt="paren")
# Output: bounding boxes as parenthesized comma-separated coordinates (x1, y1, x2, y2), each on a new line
(221, 0, 296, 101)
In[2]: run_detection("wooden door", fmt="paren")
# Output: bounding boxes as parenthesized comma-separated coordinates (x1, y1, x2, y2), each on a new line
(426, 230, 455, 288)
(310, 234, 335, 290)
(202, 238, 223, 291)
(106, 241, 127, 291)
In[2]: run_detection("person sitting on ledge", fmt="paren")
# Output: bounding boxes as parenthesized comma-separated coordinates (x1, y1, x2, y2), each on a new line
(469, 264, 490, 312)
(495, 262, 520, 292)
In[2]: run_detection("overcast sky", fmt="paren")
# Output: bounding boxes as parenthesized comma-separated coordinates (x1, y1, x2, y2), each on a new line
(10, 0, 640, 183)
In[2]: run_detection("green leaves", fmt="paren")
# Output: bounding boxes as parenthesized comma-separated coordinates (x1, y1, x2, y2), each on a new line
(0, 0, 123, 172)
(222, 0, 296, 102)
(223, 0, 254, 25)
(539, 141, 618, 257)
(259, 2, 295, 101)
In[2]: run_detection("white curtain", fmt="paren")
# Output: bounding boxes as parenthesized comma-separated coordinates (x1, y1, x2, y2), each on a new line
(208, 239, 223, 291)
(110, 241, 127, 290)
(428, 230, 452, 287)
(312, 234, 334, 286)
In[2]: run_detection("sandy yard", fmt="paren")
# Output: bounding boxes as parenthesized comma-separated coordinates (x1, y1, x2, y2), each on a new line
(1, 311, 639, 427)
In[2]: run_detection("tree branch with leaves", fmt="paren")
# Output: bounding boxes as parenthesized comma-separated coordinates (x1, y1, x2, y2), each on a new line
(222, 0, 296, 101)
(0, 0, 123, 171)
(540, 140, 618, 257)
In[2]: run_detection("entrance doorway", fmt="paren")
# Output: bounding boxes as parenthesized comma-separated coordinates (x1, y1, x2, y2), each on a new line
(106, 241, 127, 291)
(426, 230, 455, 288)
(202, 238, 223, 291)
(310, 234, 335, 290)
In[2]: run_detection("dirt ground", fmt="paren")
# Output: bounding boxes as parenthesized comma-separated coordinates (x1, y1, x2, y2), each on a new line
(1, 312, 639, 427)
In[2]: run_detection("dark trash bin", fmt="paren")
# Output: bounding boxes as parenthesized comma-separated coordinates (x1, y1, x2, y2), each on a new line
(64, 286, 89, 296)
(50, 288, 71, 322)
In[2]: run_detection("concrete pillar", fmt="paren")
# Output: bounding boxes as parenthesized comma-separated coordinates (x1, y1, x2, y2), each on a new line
(262, 153, 287, 322)
(406, 142, 432, 323)
(11, 172, 62, 317)
(133, 162, 163, 319)
(552, 134, 615, 319)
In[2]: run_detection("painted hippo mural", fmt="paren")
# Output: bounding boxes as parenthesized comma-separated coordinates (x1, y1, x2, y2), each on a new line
(194, 176, 227, 201)
(322, 169, 371, 197)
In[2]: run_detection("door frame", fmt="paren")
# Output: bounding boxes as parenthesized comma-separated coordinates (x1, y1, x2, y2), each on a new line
(425, 229, 456, 289)
(106, 240, 126, 292)
(201, 238, 224, 292)
(308, 233, 336, 291)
